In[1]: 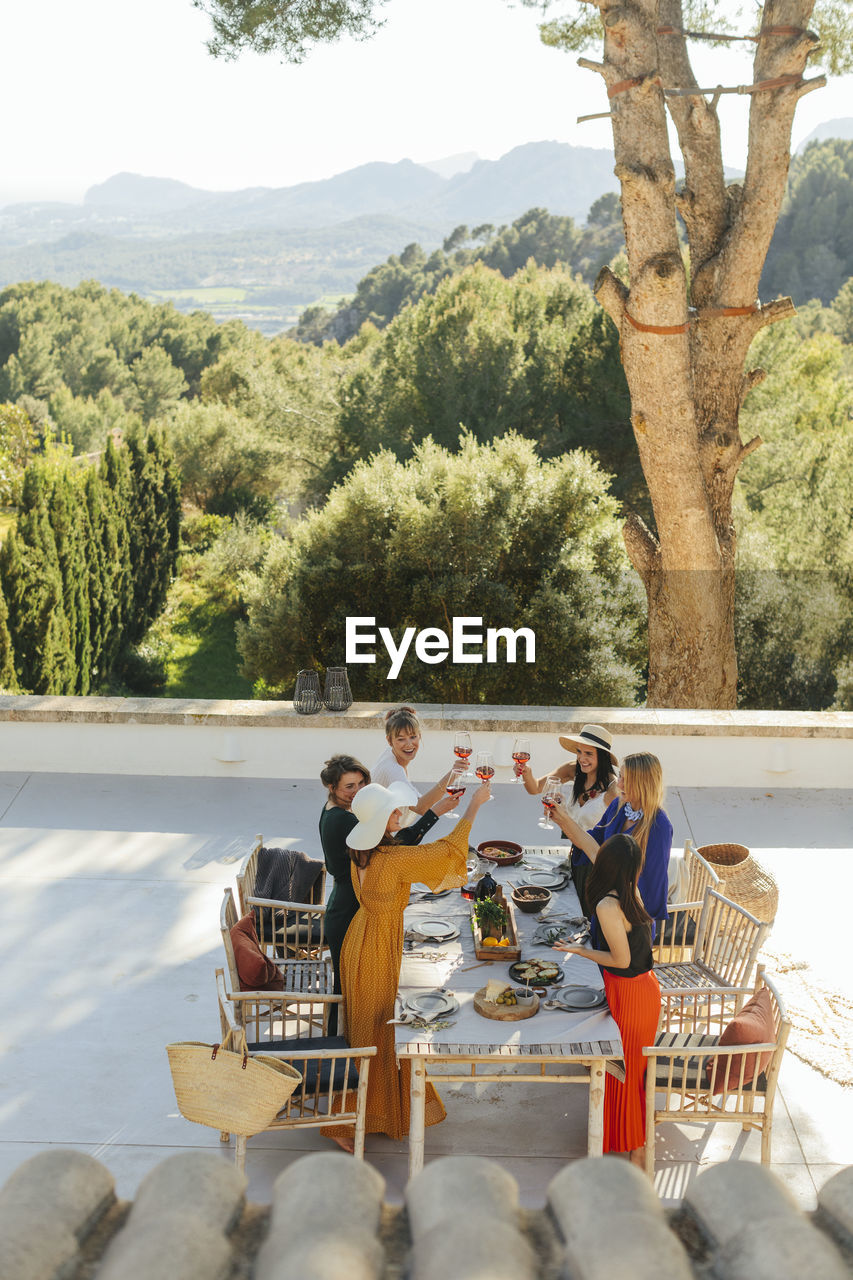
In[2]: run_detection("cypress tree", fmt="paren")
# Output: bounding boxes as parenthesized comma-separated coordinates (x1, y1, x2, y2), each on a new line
(48, 469, 92, 695)
(83, 467, 114, 685)
(100, 437, 133, 668)
(14, 488, 75, 694)
(0, 580, 19, 692)
(0, 530, 27, 690)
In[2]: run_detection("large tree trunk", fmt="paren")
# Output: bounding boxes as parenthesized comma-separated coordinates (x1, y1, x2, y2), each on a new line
(587, 0, 822, 707)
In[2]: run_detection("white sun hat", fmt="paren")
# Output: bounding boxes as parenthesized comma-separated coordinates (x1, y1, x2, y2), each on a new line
(346, 780, 419, 851)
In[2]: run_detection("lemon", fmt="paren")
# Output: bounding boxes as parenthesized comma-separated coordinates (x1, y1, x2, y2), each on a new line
(482, 936, 498, 947)
(497, 937, 509, 947)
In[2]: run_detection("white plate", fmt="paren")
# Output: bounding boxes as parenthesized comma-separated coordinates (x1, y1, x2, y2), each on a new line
(404, 990, 458, 1017)
(551, 986, 607, 1009)
(523, 870, 568, 890)
(415, 919, 460, 941)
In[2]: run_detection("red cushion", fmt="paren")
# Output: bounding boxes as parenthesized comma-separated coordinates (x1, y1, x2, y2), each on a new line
(707, 987, 775, 1093)
(230, 913, 285, 992)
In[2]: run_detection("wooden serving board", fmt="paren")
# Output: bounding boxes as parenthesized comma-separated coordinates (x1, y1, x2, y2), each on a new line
(473, 986, 540, 1021)
(471, 889, 522, 962)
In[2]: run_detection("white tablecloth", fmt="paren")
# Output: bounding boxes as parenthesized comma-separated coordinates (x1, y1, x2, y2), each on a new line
(396, 851, 622, 1053)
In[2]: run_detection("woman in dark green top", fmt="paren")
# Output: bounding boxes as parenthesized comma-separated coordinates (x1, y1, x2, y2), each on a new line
(319, 755, 453, 1033)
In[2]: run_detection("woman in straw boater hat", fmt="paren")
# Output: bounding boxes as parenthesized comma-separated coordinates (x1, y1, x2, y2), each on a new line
(518, 723, 619, 821)
(518, 724, 618, 899)
(322, 777, 491, 1150)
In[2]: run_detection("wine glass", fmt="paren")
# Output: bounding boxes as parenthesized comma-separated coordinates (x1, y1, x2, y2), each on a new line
(441, 774, 467, 820)
(511, 736, 531, 783)
(474, 751, 495, 801)
(453, 731, 474, 781)
(538, 776, 562, 830)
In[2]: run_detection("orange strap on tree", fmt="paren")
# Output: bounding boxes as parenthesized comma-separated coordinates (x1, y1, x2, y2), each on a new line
(624, 311, 691, 335)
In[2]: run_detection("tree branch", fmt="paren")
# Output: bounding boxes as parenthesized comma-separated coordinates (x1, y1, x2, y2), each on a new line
(622, 512, 660, 582)
(717, 0, 821, 299)
(753, 296, 797, 332)
(739, 367, 767, 405)
(594, 265, 628, 327)
(655, 0, 728, 302)
(738, 435, 763, 464)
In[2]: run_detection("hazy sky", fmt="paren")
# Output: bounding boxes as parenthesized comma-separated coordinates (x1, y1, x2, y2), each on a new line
(2, 0, 851, 205)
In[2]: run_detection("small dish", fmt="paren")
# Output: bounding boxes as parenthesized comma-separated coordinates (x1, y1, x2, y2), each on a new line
(477, 840, 523, 865)
(512, 885, 552, 914)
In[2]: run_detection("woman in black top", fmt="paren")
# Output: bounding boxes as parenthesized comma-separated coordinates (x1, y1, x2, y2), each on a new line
(553, 833, 661, 1163)
(318, 754, 456, 1033)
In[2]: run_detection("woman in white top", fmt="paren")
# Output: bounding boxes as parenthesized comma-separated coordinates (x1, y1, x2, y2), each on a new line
(372, 705, 461, 819)
(518, 722, 618, 827)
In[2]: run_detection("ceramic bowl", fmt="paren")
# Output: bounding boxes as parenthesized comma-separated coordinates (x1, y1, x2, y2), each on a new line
(511, 885, 552, 914)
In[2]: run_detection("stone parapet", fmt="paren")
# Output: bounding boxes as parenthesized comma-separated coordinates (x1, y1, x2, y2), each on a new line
(1, 694, 852, 737)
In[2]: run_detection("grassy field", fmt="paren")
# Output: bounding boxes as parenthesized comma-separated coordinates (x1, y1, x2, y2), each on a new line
(152, 576, 254, 699)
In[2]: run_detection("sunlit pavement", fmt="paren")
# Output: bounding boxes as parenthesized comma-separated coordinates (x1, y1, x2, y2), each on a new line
(0, 771, 850, 1207)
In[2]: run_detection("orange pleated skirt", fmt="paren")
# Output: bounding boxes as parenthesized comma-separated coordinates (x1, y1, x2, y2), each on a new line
(602, 968, 661, 1153)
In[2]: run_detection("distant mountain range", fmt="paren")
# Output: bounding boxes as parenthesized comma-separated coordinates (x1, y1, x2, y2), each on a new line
(796, 117, 853, 151)
(1, 141, 620, 238)
(0, 141, 623, 332)
(2, 125, 847, 335)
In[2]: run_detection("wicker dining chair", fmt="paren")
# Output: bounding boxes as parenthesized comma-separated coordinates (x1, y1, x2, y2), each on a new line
(220, 887, 333, 1001)
(655, 842, 726, 964)
(655, 889, 770, 996)
(237, 834, 327, 963)
(215, 968, 375, 1162)
(644, 966, 790, 1175)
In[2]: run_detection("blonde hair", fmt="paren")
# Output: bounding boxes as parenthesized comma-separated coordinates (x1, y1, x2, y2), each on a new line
(384, 705, 420, 741)
(619, 752, 664, 856)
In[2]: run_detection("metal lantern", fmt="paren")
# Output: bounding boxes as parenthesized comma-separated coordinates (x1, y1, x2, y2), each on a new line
(322, 666, 353, 712)
(292, 669, 322, 714)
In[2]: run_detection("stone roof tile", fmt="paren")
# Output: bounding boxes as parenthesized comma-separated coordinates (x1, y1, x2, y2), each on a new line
(2, 1149, 852, 1278)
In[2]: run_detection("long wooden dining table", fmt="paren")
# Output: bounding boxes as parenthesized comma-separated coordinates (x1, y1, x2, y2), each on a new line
(395, 845, 624, 1177)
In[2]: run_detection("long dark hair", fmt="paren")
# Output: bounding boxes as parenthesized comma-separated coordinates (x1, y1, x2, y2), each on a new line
(571, 748, 615, 804)
(584, 833, 650, 926)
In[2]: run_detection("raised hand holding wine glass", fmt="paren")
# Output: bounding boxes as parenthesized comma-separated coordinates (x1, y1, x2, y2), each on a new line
(511, 737, 531, 784)
(453, 731, 475, 781)
(474, 750, 495, 801)
(538, 776, 562, 831)
(441, 771, 467, 821)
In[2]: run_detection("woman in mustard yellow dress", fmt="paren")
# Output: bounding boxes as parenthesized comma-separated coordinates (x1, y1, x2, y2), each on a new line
(338, 777, 491, 1143)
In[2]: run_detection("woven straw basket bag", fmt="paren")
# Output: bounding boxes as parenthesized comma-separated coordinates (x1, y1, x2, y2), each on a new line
(167, 1027, 301, 1137)
(698, 842, 779, 924)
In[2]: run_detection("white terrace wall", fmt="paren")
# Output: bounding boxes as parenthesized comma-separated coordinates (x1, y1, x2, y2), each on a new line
(1, 696, 851, 788)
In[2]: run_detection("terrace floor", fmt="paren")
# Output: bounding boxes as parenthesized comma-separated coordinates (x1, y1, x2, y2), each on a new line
(0, 769, 850, 1208)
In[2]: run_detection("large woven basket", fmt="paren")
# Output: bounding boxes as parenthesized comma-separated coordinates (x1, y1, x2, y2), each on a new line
(166, 1035, 301, 1137)
(698, 843, 779, 923)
